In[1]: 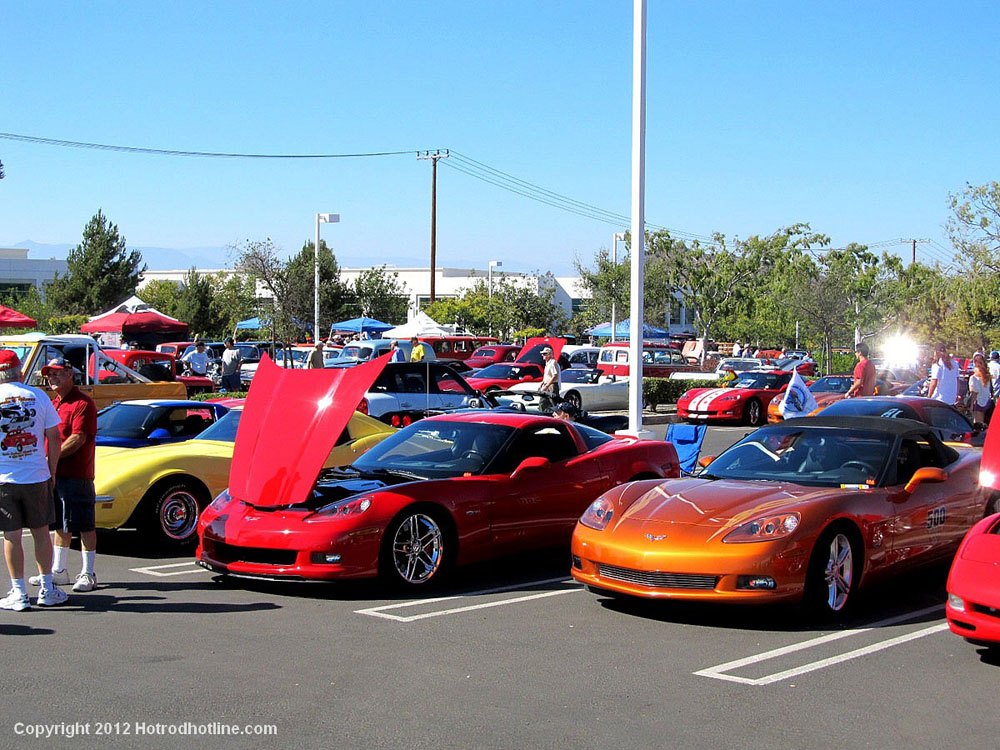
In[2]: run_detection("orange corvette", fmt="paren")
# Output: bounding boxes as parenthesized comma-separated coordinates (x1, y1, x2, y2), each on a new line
(572, 416, 993, 616)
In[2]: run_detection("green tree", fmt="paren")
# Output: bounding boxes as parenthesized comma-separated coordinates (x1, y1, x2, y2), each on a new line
(285, 240, 351, 335)
(140, 280, 182, 319)
(234, 238, 299, 344)
(174, 268, 215, 339)
(0, 286, 51, 332)
(351, 266, 409, 323)
(210, 272, 260, 338)
(47, 210, 145, 315)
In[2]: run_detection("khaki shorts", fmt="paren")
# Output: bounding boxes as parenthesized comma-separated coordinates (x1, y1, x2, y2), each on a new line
(0, 481, 55, 533)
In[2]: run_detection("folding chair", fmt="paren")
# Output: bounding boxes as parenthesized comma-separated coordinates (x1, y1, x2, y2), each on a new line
(665, 422, 708, 475)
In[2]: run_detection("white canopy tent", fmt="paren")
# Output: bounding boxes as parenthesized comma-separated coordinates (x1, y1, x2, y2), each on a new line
(383, 311, 455, 339)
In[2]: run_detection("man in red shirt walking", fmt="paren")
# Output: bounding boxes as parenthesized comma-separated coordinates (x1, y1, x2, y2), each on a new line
(35, 357, 99, 592)
(845, 342, 877, 398)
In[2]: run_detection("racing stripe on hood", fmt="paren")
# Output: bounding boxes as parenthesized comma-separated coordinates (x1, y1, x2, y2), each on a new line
(689, 388, 729, 411)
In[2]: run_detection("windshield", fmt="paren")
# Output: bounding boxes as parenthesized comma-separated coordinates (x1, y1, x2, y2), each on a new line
(97, 404, 169, 438)
(474, 363, 540, 380)
(718, 359, 759, 372)
(819, 400, 921, 420)
(704, 426, 892, 487)
(560, 369, 594, 384)
(732, 372, 789, 389)
(811, 376, 854, 393)
(352, 421, 516, 478)
(471, 348, 497, 358)
(195, 409, 242, 443)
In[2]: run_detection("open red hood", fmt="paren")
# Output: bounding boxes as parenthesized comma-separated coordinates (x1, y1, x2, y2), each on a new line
(982, 413, 1000, 490)
(228, 353, 391, 507)
(515, 336, 566, 365)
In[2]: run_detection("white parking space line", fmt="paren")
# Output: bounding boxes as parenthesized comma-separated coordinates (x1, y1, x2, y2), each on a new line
(695, 605, 948, 685)
(356, 577, 583, 622)
(129, 561, 208, 577)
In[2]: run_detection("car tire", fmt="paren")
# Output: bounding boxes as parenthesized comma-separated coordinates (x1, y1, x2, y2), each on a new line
(803, 525, 861, 618)
(380, 507, 453, 589)
(139, 480, 207, 549)
(744, 399, 763, 426)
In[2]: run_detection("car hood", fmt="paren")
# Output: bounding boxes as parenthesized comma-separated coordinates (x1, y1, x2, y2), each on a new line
(515, 336, 566, 365)
(616, 477, 835, 535)
(228, 353, 390, 508)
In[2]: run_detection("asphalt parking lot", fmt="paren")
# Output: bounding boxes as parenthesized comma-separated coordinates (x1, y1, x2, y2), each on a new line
(2, 424, 998, 749)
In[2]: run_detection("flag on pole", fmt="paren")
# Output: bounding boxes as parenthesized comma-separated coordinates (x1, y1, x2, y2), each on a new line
(778, 369, 819, 419)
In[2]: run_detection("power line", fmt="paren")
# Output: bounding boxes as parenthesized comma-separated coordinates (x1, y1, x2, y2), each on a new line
(0, 131, 416, 159)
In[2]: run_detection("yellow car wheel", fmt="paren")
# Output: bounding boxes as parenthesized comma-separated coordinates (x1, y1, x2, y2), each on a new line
(138, 479, 209, 549)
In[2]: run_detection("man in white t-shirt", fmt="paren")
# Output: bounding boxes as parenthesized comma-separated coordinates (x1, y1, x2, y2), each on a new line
(181, 341, 209, 376)
(927, 343, 959, 405)
(539, 346, 561, 396)
(0, 350, 66, 611)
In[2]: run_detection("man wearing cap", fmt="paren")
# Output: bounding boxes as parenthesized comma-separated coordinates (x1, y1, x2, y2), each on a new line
(0, 350, 66, 611)
(32, 357, 99, 593)
(409, 337, 427, 362)
(553, 402, 578, 422)
(845, 342, 876, 398)
(306, 341, 325, 369)
(539, 346, 561, 396)
(220, 337, 243, 391)
(181, 341, 209, 376)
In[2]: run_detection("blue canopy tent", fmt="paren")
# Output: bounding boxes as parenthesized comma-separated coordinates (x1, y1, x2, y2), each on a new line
(328, 316, 394, 337)
(585, 318, 670, 339)
(235, 316, 267, 330)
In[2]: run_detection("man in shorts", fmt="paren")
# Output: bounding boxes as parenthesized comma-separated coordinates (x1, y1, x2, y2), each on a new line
(0, 350, 66, 611)
(31, 357, 99, 592)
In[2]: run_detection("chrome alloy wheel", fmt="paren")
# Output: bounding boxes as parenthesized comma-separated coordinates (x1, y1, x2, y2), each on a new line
(392, 513, 444, 584)
(823, 533, 854, 611)
(160, 490, 200, 541)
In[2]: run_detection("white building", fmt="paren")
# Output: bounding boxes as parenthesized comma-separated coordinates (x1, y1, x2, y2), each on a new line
(0, 247, 69, 298)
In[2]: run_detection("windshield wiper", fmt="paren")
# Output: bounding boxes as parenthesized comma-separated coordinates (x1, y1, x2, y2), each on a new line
(363, 467, 427, 482)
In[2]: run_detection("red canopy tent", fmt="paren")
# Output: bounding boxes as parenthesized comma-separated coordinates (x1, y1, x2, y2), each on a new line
(80, 311, 188, 335)
(0, 305, 37, 328)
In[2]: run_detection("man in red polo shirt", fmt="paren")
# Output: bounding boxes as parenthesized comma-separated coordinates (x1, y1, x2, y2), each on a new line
(34, 357, 99, 592)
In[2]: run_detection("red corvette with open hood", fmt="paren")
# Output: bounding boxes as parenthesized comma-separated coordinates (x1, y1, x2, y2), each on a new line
(197, 353, 679, 587)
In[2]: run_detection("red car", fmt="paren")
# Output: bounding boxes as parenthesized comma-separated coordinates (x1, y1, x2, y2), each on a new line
(98, 350, 215, 395)
(1, 429, 37, 452)
(946, 512, 1000, 647)
(197, 356, 679, 588)
(678, 370, 792, 426)
(816, 396, 982, 446)
(465, 345, 521, 370)
(465, 337, 568, 393)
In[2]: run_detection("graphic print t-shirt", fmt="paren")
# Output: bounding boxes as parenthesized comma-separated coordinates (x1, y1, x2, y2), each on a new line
(0, 381, 62, 484)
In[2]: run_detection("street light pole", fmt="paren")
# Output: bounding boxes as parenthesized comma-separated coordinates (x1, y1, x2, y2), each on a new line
(488, 260, 501, 337)
(314, 213, 340, 341)
(611, 232, 625, 343)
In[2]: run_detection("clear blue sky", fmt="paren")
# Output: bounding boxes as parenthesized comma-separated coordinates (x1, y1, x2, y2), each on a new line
(2, 1, 997, 274)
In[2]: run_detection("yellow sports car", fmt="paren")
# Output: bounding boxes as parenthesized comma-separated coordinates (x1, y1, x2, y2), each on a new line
(95, 408, 394, 548)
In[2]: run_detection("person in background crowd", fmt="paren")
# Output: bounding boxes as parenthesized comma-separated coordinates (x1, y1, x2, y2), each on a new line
(968, 353, 992, 425)
(539, 347, 561, 396)
(732, 340, 742, 358)
(0, 351, 65, 611)
(305, 341, 324, 369)
(553, 402, 579, 422)
(181, 341, 209, 376)
(927, 342, 959, 405)
(32, 357, 99, 593)
(845, 342, 877, 398)
(389, 340, 406, 363)
(409, 337, 426, 362)
(802, 351, 815, 364)
(220, 337, 243, 391)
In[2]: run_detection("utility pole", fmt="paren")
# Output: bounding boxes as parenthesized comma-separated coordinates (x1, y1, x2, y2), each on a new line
(417, 150, 449, 304)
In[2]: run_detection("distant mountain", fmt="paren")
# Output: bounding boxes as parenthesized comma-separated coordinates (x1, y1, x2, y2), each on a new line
(13, 240, 235, 270)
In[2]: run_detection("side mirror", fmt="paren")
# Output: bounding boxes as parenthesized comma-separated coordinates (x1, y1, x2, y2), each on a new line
(698, 455, 716, 468)
(903, 466, 947, 494)
(148, 428, 171, 441)
(512, 456, 550, 478)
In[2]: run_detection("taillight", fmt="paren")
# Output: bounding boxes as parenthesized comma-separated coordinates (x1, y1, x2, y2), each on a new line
(402, 415, 412, 426)
(358, 398, 368, 415)
(390, 414, 400, 427)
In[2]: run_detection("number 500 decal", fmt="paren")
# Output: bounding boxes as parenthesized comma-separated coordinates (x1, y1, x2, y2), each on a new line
(927, 507, 947, 529)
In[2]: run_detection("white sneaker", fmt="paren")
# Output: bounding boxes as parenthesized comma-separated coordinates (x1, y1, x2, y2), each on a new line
(0, 588, 31, 611)
(28, 569, 70, 586)
(36, 587, 68, 607)
(72, 572, 97, 592)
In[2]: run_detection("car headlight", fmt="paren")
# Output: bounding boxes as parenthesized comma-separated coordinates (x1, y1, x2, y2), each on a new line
(718, 394, 739, 402)
(948, 593, 966, 612)
(580, 497, 614, 531)
(315, 495, 373, 518)
(723, 512, 800, 543)
(208, 489, 232, 512)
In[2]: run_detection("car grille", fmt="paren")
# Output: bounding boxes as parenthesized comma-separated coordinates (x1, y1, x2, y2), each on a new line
(207, 541, 297, 566)
(972, 602, 1000, 620)
(597, 563, 718, 590)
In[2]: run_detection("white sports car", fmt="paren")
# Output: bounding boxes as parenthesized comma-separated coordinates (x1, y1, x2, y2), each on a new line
(508, 368, 628, 411)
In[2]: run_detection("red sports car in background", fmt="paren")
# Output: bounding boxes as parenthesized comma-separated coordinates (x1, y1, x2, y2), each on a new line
(465, 345, 522, 370)
(678, 370, 792, 425)
(197, 356, 680, 588)
(946, 511, 1000, 647)
(816, 396, 983, 445)
(465, 362, 545, 393)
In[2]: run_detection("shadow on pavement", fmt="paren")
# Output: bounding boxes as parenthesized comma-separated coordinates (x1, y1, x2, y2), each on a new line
(0, 623, 56, 636)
